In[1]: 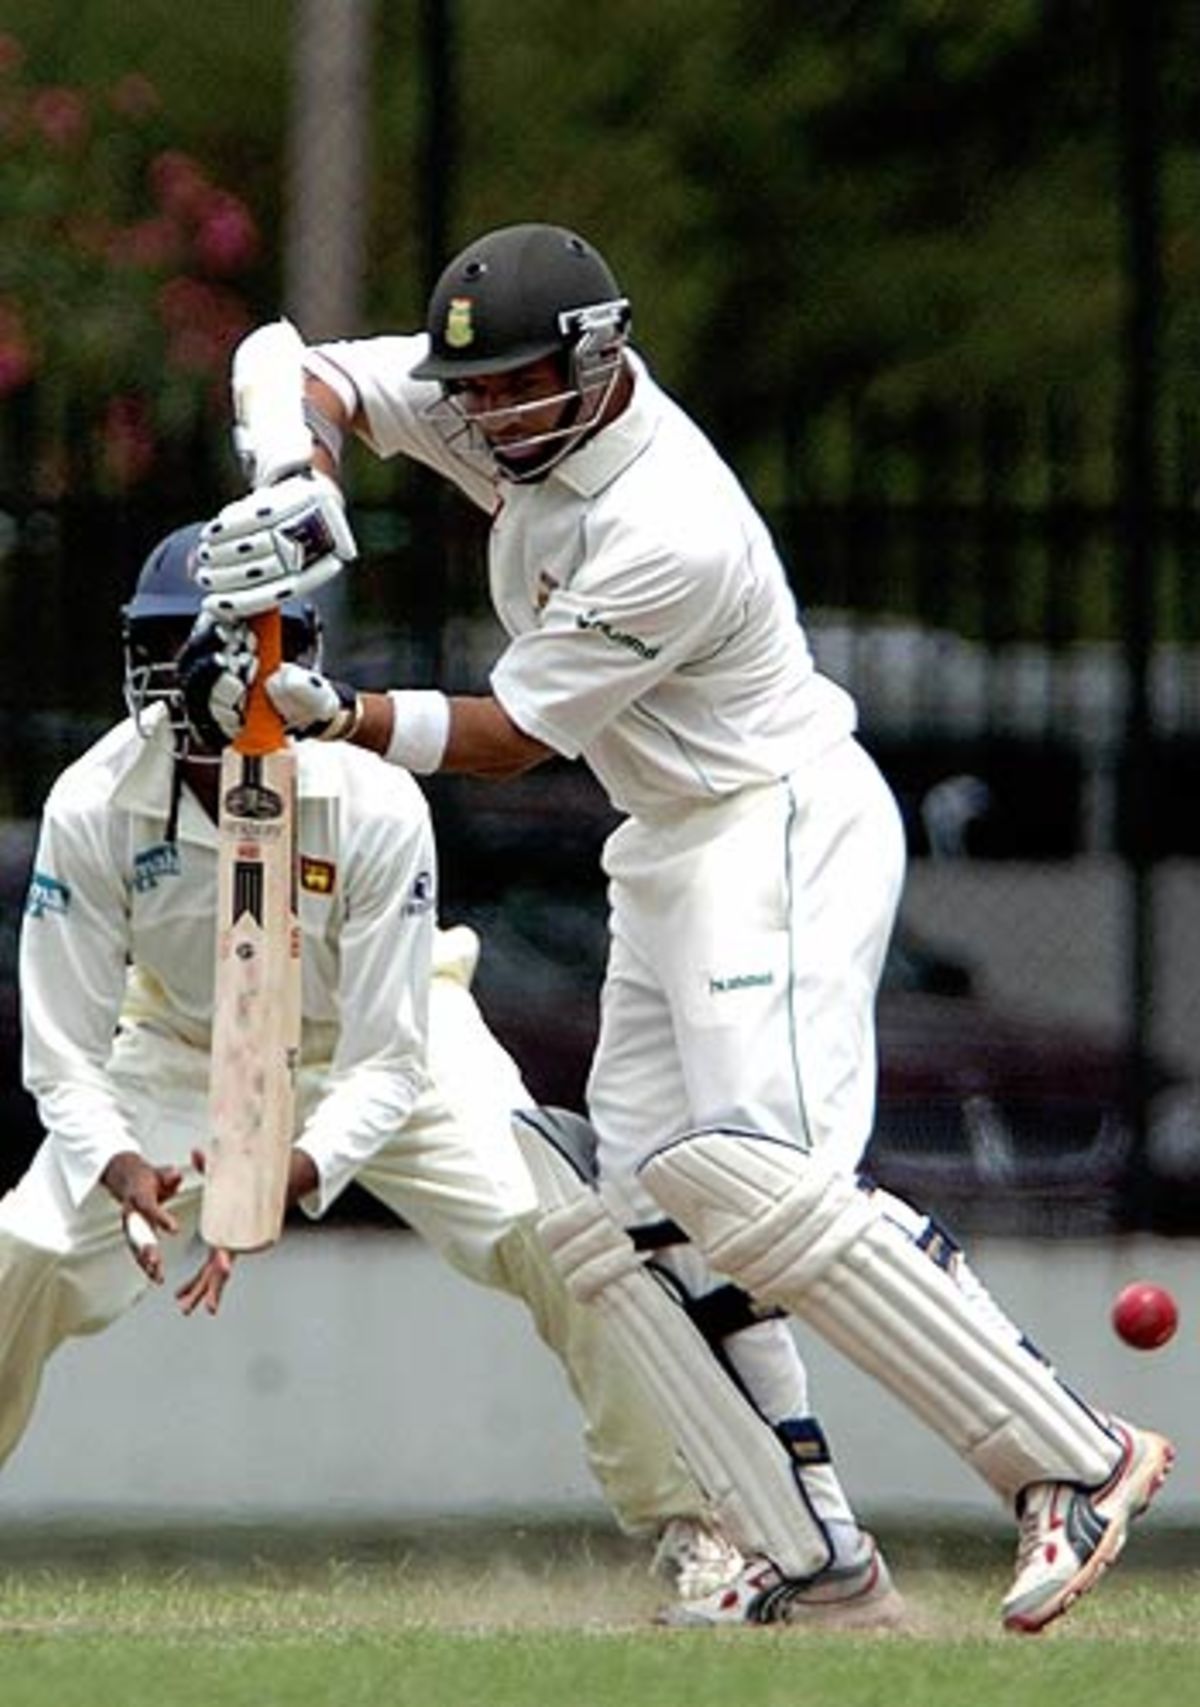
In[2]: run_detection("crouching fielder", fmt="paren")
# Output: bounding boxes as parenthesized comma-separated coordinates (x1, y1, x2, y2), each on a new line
(0, 522, 739, 1601)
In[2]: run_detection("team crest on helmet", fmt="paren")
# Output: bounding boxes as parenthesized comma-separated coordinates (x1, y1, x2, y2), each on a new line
(444, 296, 475, 349)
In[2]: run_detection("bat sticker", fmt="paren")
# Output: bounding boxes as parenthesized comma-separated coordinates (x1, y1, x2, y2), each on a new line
(223, 782, 284, 820)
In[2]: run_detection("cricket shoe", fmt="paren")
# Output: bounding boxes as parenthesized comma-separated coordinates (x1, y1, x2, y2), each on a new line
(651, 1517, 745, 1601)
(658, 1532, 906, 1629)
(1002, 1418, 1176, 1634)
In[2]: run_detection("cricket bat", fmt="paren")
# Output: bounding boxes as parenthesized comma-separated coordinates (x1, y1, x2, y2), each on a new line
(200, 321, 311, 1252)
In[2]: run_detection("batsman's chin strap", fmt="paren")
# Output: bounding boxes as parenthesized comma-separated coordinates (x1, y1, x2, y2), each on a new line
(164, 754, 185, 847)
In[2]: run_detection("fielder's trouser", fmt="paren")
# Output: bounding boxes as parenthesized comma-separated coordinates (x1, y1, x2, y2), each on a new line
(0, 960, 705, 1536)
(413, 949, 706, 1535)
(0, 1139, 163, 1469)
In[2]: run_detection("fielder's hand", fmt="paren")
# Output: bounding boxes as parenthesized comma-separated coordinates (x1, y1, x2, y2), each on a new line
(176, 1145, 236, 1316)
(176, 613, 258, 749)
(176, 1247, 237, 1317)
(196, 470, 357, 618)
(101, 1151, 184, 1285)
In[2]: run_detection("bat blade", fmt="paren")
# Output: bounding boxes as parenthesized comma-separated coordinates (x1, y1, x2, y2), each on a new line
(201, 615, 301, 1253)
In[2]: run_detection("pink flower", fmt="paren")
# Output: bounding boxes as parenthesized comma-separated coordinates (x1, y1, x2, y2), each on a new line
(0, 301, 35, 393)
(157, 275, 251, 372)
(165, 312, 250, 377)
(150, 150, 211, 219)
(0, 34, 25, 76)
(108, 72, 160, 119)
(193, 192, 259, 275)
(30, 85, 89, 150)
(106, 216, 181, 271)
(166, 324, 228, 374)
(101, 393, 156, 487)
(0, 342, 35, 394)
(157, 275, 217, 330)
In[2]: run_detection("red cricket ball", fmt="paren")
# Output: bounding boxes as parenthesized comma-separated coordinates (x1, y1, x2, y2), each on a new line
(1111, 1281, 1179, 1351)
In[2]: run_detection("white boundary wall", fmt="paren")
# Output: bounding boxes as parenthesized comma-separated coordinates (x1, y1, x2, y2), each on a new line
(1, 1230, 1194, 1525)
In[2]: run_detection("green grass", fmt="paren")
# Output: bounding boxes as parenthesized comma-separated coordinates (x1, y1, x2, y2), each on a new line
(1, 1521, 1198, 1707)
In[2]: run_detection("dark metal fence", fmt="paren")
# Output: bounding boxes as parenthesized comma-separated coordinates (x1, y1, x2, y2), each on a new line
(773, 399, 1200, 858)
(1, 392, 1198, 1231)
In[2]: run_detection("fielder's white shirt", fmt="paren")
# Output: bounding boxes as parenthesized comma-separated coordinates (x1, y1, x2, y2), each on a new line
(307, 338, 857, 820)
(20, 710, 435, 1208)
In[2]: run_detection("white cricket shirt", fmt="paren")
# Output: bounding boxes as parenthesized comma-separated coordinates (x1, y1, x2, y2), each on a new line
(20, 711, 435, 1207)
(307, 338, 857, 820)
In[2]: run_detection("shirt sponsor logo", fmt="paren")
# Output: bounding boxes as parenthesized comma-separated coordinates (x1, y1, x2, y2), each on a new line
(575, 608, 661, 660)
(300, 855, 337, 895)
(708, 970, 775, 995)
(25, 871, 70, 918)
(405, 869, 436, 916)
(132, 841, 182, 893)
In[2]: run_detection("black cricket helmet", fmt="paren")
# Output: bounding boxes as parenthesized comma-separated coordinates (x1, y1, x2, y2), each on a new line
(122, 521, 319, 740)
(411, 224, 631, 480)
(411, 223, 629, 383)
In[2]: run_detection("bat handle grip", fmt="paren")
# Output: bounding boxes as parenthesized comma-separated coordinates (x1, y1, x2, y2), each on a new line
(236, 610, 287, 755)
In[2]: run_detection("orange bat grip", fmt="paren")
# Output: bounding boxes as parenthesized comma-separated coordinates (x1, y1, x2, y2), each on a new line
(235, 609, 288, 756)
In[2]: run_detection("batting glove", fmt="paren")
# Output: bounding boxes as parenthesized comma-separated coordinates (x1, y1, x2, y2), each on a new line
(177, 614, 258, 749)
(196, 470, 357, 619)
(265, 661, 361, 741)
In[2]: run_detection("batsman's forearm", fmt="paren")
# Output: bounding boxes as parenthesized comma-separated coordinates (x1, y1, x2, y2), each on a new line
(348, 689, 549, 779)
(347, 690, 396, 756)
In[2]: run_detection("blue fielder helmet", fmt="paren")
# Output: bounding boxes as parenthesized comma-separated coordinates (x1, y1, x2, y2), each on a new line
(123, 521, 209, 622)
(122, 521, 320, 738)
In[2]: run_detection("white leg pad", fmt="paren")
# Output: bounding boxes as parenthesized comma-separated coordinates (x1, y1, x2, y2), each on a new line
(640, 1133, 1119, 1501)
(538, 1186, 832, 1578)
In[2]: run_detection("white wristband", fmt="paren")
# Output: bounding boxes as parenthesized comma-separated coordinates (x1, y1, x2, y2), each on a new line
(385, 689, 451, 774)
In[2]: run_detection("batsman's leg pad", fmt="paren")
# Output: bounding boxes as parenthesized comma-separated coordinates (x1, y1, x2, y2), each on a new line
(538, 1186, 832, 1578)
(639, 1132, 1118, 1500)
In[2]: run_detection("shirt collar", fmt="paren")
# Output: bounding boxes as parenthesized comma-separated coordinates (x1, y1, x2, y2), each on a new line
(548, 351, 656, 499)
(112, 707, 341, 842)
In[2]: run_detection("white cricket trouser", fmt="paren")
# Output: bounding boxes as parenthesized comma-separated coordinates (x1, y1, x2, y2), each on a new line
(0, 967, 701, 1535)
(586, 738, 905, 1491)
(590, 737, 906, 1216)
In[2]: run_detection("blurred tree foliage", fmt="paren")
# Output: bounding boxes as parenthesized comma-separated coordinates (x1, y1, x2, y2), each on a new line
(0, 5, 288, 495)
(439, 0, 1200, 501)
(4, 1, 1199, 504)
